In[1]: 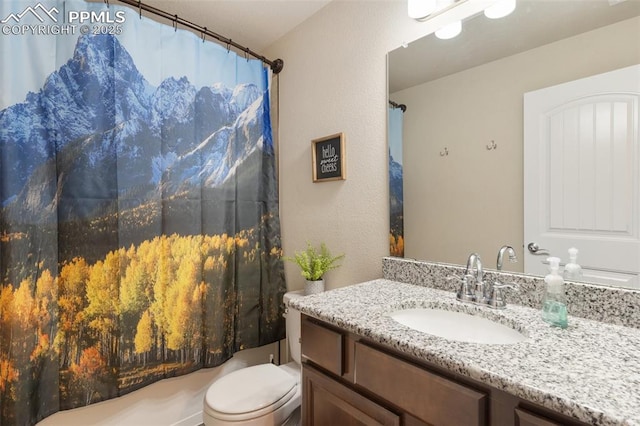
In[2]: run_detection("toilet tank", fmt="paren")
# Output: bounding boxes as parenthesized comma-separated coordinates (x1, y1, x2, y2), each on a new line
(283, 290, 304, 364)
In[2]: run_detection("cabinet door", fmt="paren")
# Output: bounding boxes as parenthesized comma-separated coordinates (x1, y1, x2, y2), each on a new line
(354, 342, 486, 426)
(303, 364, 400, 426)
(515, 408, 563, 426)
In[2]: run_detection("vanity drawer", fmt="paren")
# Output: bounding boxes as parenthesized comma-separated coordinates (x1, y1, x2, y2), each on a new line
(354, 342, 487, 426)
(301, 318, 343, 376)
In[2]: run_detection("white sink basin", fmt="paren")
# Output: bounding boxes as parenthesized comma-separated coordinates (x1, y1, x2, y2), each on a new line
(389, 308, 527, 345)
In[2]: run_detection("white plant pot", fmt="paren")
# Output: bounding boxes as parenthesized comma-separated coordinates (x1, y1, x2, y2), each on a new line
(305, 279, 325, 295)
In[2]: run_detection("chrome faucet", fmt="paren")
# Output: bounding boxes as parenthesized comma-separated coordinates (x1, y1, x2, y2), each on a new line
(496, 245, 517, 271)
(487, 245, 519, 309)
(464, 253, 485, 303)
(449, 251, 518, 309)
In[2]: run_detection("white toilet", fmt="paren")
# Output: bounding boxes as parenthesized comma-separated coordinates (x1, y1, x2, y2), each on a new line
(203, 291, 304, 426)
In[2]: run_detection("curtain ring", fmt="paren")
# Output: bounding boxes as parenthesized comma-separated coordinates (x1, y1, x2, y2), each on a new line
(104, 0, 109, 6)
(138, 1, 142, 19)
(202, 27, 207, 43)
(173, 14, 178, 32)
(244, 48, 249, 62)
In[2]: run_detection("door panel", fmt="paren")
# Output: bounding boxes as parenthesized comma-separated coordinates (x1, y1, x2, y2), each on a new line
(524, 64, 640, 288)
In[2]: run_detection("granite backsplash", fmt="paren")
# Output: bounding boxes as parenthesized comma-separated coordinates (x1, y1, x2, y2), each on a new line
(382, 257, 640, 329)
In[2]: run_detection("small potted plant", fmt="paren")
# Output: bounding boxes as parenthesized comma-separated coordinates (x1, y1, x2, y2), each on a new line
(285, 242, 344, 295)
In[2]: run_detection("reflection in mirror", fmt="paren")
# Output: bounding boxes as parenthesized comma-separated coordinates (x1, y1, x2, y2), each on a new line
(388, 0, 640, 288)
(389, 100, 406, 257)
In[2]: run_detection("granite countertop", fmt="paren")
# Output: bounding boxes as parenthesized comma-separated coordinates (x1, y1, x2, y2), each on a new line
(288, 279, 640, 426)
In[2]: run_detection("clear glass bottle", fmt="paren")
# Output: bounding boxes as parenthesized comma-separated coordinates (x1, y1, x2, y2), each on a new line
(542, 257, 568, 329)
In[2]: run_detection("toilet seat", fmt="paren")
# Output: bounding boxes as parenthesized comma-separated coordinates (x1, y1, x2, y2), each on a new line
(204, 363, 298, 422)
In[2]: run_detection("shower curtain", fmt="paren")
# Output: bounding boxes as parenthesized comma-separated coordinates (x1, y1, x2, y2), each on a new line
(388, 104, 404, 257)
(0, 1, 286, 424)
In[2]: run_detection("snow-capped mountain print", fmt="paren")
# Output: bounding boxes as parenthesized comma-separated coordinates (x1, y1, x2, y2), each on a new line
(0, 0, 287, 422)
(0, 34, 270, 230)
(0, 26, 284, 426)
(388, 104, 405, 257)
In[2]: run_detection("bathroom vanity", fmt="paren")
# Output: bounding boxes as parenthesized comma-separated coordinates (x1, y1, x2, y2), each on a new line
(302, 315, 583, 425)
(290, 273, 640, 426)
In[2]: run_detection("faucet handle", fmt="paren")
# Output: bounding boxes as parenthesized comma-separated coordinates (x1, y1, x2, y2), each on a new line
(452, 274, 476, 303)
(487, 281, 518, 309)
(493, 282, 519, 291)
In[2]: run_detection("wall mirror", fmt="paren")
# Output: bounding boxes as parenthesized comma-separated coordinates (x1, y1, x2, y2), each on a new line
(388, 0, 640, 288)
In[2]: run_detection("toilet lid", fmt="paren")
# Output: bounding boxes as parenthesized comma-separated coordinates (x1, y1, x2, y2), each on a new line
(205, 364, 297, 416)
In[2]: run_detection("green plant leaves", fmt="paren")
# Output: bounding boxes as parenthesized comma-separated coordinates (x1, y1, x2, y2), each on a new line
(284, 242, 344, 281)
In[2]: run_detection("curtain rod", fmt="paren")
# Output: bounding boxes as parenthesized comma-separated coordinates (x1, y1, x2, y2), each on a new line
(110, 0, 284, 74)
(389, 100, 406, 112)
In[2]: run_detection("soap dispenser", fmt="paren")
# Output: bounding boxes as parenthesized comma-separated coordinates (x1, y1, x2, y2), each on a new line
(542, 257, 568, 329)
(563, 247, 583, 281)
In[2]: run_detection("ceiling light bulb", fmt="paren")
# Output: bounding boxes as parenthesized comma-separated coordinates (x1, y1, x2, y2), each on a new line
(484, 0, 516, 19)
(435, 20, 462, 39)
(408, 0, 437, 20)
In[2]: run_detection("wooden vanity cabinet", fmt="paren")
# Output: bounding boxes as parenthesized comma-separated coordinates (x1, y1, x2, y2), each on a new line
(300, 314, 588, 426)
(353, 342, 486, 425)
(303, 365, 400, 426)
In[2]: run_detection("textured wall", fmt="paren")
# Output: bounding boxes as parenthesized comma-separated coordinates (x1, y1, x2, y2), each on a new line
(266, 0, 486, 291)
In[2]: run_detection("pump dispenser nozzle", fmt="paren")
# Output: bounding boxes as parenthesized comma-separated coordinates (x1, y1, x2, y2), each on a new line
(564, 247, 583, 280)
(547, 257, 561, 272)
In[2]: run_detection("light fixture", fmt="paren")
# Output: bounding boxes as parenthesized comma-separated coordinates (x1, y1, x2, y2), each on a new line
(484, 0, 516, 19)
(408, 0, 437, 20)
(435, 20, 462, 39)
(407, 0, 463, 21)
(407, 0, 466, 40)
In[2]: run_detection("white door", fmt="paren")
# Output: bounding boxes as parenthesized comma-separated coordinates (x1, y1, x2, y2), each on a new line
(524, 64, 640, 288)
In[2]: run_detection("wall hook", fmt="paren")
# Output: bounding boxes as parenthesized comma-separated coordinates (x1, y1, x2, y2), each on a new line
(486, 140, 497, 150)
(440, 147, 449, 157)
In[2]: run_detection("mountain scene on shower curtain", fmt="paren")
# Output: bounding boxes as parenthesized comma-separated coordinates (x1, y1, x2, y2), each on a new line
(1, 34, 263, 218)
(0, 34, 285, 425)
(389, 153, 404, 256)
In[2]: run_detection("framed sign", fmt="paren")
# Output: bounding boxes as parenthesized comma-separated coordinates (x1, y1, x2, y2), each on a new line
(311, 133, 346, 182)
